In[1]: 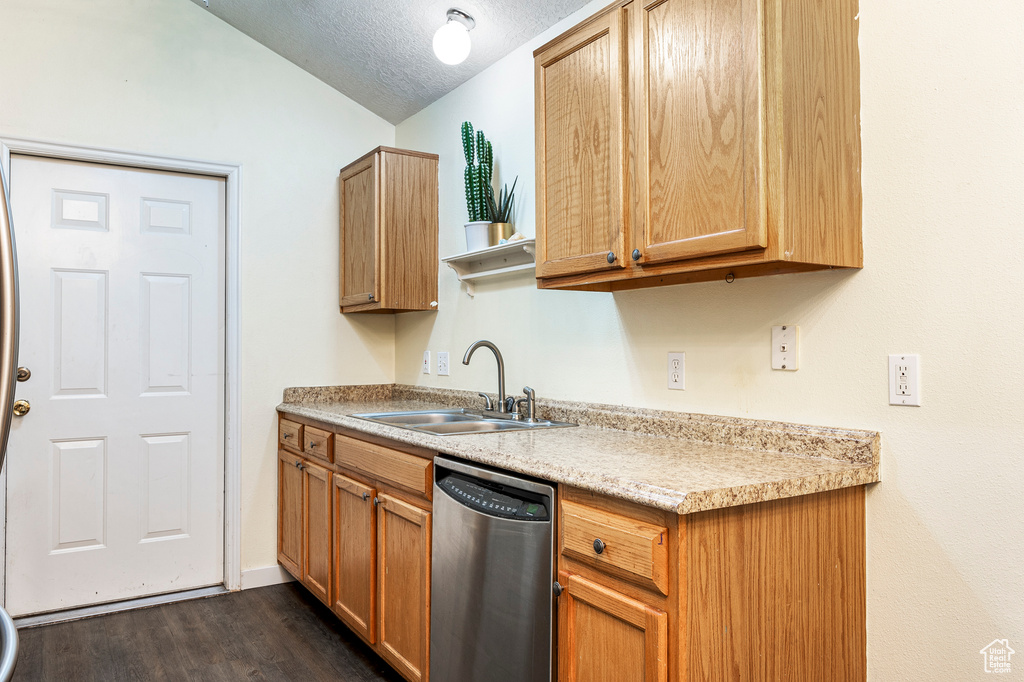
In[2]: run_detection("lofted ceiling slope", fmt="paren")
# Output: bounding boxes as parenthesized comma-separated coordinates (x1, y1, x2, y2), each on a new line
(188, 0, 593, 124)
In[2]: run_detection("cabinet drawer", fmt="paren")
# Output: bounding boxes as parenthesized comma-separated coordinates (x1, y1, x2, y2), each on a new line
(560, 499, 669, 595)
(303, 425, 334, 464)
(279, 419, 303, 452)
(335, 434, 431, 498)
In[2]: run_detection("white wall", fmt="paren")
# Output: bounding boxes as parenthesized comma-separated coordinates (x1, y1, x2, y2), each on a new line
(396, 0, 1024, 678)
(0, 0, 397, 572)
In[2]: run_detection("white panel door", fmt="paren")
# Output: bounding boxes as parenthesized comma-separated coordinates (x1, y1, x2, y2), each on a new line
(5, 155, 225, 616)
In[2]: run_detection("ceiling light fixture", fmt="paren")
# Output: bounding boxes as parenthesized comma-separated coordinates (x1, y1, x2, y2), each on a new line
(433, 8, 475, 66)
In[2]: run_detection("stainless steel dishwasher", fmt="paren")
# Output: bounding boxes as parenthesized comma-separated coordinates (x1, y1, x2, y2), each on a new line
(430, 455, 555, 682)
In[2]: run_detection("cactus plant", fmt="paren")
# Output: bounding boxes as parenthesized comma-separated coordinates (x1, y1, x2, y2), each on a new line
(462, 121, 500, 222)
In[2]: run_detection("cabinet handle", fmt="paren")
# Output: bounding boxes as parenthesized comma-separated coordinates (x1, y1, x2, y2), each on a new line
(553, 581, 563, 597)
(606, 251, 616, 264)
(368, 294, 374, 301)
(373, 497, 379, 506)
(294, 460, 302, 468)
(593, 538, 606, 554)
(298, 463, 305, 471)
(632, 249, 641, 261)
(308, 441, 316, 449)
(282, 433, 292, 439)
(362, 492, 370, 501)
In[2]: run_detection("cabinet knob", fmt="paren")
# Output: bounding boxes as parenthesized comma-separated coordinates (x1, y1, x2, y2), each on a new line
(298, 463, 305, 471)
(368, 294, 374, 301)
(373, 497, 380, 506)
(282, 433, 292, 439)
(294, 460, 302, 468)
(308, 441, 316, 449)
(606, 252, 616, 264)
(362, 492, 370, 501)
(553, 581, 563, 597)
(632, 249, 641, 261)
(593, 538, 606, 554)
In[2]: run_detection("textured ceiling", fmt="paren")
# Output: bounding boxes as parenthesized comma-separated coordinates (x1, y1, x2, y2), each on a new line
(189, 0, 593, 124)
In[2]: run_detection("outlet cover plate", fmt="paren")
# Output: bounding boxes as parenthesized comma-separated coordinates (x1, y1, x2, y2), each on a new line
(771, 325, 799, 370)
(888, 354, 921, 406)
(437, 351, 450, 376)
(667, 352, 685, 390)
(422, 350, 431, 374)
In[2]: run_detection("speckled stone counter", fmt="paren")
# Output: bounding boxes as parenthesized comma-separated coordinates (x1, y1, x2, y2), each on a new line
(277, 384, 880, 514)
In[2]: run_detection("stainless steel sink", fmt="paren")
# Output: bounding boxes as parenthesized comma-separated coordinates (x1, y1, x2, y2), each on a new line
(349, 409, 576, 435)
(359, 410, 479, 425)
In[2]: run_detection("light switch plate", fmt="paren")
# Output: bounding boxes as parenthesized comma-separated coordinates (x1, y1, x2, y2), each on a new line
(437, 351, 450, 376)
(888, 354, 921, 406)
(667, 352, 685, 390)
(771, 325, 799, 370)
(422, 350, 431, 374)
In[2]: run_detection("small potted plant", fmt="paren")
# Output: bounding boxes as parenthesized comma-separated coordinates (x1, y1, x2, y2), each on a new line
(461, 121, 493, 252)
(486, 177, 517, 246)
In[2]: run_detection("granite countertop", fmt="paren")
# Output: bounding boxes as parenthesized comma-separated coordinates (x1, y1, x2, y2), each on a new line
(277, 384, 880, 514)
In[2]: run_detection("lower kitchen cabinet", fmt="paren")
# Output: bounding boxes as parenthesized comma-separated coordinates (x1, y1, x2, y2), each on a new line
(332, 473, 377, 642)
(377, 493, 431, 682)
(280, 415, 434, 682)
(558, 571, 668, 682)
(302, 458, 332, 605)
(557, 485, 867, 681)
(277, 448, 332, 606)
(277, 449, 303, 578)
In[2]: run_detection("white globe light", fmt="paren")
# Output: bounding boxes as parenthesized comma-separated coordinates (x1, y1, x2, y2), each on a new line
(433, 21, 471, 65)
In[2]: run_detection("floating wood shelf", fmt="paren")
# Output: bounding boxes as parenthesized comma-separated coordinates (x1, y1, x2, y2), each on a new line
(442, 239, 536, 297)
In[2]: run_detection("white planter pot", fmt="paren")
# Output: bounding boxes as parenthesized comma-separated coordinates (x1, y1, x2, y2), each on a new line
(464, 221, 491, 252)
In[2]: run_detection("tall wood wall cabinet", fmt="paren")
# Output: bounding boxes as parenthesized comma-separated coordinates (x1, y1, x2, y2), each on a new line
(534, 0, 862, 291)
(339, 147, 439, 313)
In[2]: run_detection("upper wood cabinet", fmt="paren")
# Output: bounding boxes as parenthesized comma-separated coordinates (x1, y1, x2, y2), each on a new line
(339, 147, 439, 313)
(534, 0, 861, 291)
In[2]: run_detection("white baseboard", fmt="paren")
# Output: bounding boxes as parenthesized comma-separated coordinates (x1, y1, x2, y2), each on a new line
(240, 564, 296, 590)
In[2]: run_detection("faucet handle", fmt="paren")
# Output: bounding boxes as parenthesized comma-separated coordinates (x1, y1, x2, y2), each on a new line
(477, 392, 493, 411)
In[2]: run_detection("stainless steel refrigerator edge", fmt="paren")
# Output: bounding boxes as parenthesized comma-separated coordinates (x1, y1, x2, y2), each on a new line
(0, 160, 22, 677)
(430, 455, 555, 682)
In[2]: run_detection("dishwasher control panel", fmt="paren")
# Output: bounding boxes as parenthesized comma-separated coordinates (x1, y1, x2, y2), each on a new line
(438, 472, 549, 521)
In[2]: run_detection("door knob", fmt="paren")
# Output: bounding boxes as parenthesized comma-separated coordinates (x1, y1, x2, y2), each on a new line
(12, 400, 29, 417)
(16, 367, 30, 382)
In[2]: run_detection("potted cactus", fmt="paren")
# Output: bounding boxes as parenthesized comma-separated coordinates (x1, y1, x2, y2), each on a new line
(461, 121, 492, 251)
(461, 121, 521, 250)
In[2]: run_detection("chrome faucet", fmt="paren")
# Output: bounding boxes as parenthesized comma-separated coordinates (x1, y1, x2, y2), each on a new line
(463, 340, 507, 414)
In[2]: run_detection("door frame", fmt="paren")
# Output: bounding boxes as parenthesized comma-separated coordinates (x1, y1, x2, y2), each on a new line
(0, 137, 243, 600)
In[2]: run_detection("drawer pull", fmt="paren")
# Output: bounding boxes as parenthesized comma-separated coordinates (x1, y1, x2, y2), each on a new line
(593, 538, 606, 554)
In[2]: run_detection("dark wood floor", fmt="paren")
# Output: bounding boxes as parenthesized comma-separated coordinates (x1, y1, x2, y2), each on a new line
(14, 583, 405, 681)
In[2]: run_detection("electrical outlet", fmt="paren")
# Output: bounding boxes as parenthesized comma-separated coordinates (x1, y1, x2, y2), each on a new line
(771, 325, 799, 370)
(422, 350, 431, 374)
(888, 354, 920, 406)
(667, 352, 685, 390)
(438, 351, 450, 376)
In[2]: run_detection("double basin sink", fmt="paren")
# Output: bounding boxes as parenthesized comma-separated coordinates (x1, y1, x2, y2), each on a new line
(350, 409, 576, 436)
